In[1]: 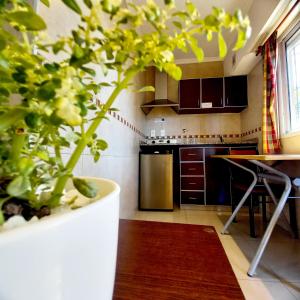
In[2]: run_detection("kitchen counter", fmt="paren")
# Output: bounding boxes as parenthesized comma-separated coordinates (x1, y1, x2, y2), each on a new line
(140, 141, 257, 146)
(139, 142, 258, 207)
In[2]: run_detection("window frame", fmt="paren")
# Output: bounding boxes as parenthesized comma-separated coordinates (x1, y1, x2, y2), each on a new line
(278, 21, 300, 137)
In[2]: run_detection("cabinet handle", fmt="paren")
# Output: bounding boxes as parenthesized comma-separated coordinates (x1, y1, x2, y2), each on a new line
(198, 98, 200, 107)
(188, 197, 197, 200)
(226, 97, 228, 105)
(188, 168, 196, 170)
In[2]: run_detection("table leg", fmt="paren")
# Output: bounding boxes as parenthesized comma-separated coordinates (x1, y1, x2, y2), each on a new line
(262, 178, 278, 205)
(247, 160, 292, 277)
(221, 158, 258, 235)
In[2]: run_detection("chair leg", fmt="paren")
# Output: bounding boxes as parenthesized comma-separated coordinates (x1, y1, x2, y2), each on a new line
(262, 196, 267, 223)
(249, 196, 256, 238)
(288, 198, 299, 239)
(230, 183, 238, 223)
(232, 201, 238, 223)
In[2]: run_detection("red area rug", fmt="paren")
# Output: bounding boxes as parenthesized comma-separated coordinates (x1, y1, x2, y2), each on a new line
(113, 220, 244, 300)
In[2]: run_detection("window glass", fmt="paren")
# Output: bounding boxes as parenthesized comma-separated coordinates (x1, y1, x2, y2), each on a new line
(286, 28, 300, 132)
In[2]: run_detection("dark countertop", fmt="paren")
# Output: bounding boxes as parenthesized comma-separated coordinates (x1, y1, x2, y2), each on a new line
(140, 142, 257, 147)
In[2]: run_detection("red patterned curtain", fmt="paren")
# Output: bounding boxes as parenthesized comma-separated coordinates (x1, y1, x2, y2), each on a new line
(261, 32, 281, 154)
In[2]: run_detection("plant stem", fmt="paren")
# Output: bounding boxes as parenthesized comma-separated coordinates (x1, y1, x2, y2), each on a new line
(52, 132, 63, 168)
(51, 67, 139, 198)
(10, 121, 26, 162)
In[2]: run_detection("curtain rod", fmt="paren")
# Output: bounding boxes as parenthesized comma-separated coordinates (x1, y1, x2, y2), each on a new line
(274, 0, 299, 33)
(256, 0, 299, 55)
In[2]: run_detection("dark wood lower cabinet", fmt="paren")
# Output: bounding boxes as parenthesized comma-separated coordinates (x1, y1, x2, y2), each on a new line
(204, 147, 231, 205)
(181, 176, 204, 190)
(181, 191, 205, 205)
(179, 145, 257, 206)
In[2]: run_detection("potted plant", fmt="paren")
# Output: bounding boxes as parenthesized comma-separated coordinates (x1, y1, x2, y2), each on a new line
(0, 0, 250, 298)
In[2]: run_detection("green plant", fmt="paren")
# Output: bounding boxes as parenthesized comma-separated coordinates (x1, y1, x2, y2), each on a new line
(0, 0, 251, 223)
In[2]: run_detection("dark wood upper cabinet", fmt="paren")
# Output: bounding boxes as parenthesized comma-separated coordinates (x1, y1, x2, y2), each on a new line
(224, 76, 248, 107)
(201, 78, 223, 108)
(179, 79, 200, 109)
(178, 75, 248, 114)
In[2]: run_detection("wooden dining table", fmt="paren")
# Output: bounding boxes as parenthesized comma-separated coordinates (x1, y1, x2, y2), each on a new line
(211, 154, 300, 277)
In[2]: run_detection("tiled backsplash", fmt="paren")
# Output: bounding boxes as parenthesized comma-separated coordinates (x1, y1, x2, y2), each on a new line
(144, 108, 243, 142)
(145, 127, 261, 140)
(105, 103, 262, 143)
(108, 110, 146, 138)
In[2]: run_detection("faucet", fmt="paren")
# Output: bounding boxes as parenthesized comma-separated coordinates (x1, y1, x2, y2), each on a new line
(219, 135, 224, 143)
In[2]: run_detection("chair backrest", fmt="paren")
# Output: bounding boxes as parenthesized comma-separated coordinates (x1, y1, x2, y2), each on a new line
(229, 149, 258, 181)
(229, 149, 257, 155)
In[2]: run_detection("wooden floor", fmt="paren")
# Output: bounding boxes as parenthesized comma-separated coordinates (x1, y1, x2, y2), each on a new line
(113, 220, 244, 300)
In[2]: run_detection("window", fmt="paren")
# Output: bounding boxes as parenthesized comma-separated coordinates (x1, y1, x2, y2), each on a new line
(278, 21, 300, 136)
(285, 27, 300, 132)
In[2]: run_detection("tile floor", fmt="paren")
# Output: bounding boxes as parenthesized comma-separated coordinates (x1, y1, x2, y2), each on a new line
(131, 208, 300, 300)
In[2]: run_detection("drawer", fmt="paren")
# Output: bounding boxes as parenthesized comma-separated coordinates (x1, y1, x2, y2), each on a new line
(181, 191, 205, 205)
(180, 148, 203, 161)
(181, 162, 204, 175)
(181, 177, 204, 190)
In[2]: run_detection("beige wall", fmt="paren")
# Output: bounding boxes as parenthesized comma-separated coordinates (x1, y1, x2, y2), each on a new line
(39, 0, 146, 218)
(168, 61, 224, 103)
(241, 60, 263, 153)
(146, 61, 242, 141)
(281, 135, 300, 154)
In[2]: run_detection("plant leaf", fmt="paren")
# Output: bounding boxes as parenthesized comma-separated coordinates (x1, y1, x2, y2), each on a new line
(7, 176, 31, 197)
(18, 157, 35, 176)
(83, 0, 92, 8)
(8, 11, 47, 31)
(163, 63, 182, 81)
(62, 0, 82, 14)
(0, 35, 6, 51)
(96, 139, 108, 151)
(136, 86, 155, 93)
(218, 32, 227, 58)
(0, 110, 26, 132)
(0, 210, 4, 225)
(188, 37, 204, 62)
(40, 0, 50, 7)
(186, 1, 196, 15)
(73, 178, 98, 198)
(233, 29, 247, 51)
(172, 21, 182, 29)
(81, 66, 96, 76)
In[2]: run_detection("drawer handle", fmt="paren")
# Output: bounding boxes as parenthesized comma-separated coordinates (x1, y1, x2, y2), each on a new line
(188, 168, 196, 170)
(188, 153, 197, 156)
(188, 197, 197, 200)
(189, 182, 197, 185)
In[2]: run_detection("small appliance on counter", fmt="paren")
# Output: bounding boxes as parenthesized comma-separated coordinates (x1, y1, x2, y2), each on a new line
(145, 138, 178, 145)
(139, 150, 173, 210)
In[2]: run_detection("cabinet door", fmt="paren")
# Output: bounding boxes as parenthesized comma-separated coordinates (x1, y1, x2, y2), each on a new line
(179, 79, 200, 109)
(224, 76, 248, 107)
(201, 78, 223, 108)
(204, 147, 230, 205)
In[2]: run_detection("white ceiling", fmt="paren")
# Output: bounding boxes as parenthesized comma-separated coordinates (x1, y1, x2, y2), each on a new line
(170, 0, 255, 62)
(128, 0, 255, 62)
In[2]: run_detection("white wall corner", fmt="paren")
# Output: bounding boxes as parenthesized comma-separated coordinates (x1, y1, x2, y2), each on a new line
(224, 0, 292, 76)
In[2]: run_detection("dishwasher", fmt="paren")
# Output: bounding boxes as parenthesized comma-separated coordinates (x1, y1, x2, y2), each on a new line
(139, 151, 173, 210)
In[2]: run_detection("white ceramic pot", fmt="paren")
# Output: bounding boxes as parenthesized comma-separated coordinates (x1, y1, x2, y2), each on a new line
(0, 177, 120, 300)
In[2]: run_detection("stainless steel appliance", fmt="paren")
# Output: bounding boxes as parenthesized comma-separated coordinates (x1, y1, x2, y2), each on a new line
(139, 152, 173, 210)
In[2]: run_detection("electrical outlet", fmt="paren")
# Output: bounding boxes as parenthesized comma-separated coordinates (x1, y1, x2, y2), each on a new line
(150, 129, 156, 137)
(154, 118, 166, 123)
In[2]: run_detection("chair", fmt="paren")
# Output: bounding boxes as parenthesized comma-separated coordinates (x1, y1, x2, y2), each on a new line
(229, 149, 269, 237)
(229, 149, 299, 238)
